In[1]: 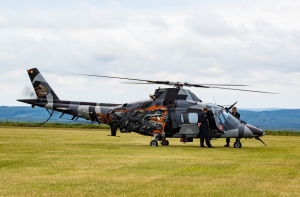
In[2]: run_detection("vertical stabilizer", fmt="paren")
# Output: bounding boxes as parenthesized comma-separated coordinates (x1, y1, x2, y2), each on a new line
(27, 68, 59, 100)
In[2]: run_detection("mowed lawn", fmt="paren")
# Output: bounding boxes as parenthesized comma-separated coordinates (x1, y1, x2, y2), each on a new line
(0, 127, 299, 197)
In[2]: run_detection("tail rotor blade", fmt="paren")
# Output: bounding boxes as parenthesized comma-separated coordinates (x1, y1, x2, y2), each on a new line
(20, 84, 37, 99)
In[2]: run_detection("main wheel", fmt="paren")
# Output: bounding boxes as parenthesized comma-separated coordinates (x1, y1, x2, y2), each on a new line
(234, 141, 242, 148)
(162, 140, 169, 146)
(150, 140, 158, 146)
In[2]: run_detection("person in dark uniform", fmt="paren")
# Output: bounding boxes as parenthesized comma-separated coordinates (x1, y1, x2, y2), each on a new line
(198, 108, 213, 148)
(224, 106, 240, 147)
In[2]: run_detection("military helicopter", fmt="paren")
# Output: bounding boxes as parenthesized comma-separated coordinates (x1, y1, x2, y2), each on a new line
(18, 68, 274, 148)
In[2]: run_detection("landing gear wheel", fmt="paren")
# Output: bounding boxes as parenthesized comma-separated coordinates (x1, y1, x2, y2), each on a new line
(162, 140, 169, 146)
(234, 141, 242, 148)
(150, 140, 158, 146)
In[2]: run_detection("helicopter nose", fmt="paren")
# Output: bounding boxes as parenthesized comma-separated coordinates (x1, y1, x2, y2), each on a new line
(247, 124, 265, 136)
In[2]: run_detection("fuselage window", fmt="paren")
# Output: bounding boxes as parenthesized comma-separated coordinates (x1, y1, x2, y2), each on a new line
(188, 113, 198, 123)
(180, 113, 189, 123)
(180, 112, 198, 124)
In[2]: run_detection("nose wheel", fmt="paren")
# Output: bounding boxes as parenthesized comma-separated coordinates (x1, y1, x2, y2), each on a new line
(234, 139, 242, 148)
(161, 139, 169, 146)
(150, 140, 158, 146)
(150, 132, 169, 146)
(150, 135, 169, 147)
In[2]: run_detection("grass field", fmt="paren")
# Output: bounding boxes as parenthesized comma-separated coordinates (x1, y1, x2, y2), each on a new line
(1, 127, 300, 196)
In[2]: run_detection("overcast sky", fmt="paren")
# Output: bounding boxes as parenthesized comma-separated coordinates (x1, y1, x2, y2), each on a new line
(1, 0, 300, 108)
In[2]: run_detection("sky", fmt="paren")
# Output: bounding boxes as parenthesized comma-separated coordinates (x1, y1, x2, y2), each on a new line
(1, 0, 300, 108)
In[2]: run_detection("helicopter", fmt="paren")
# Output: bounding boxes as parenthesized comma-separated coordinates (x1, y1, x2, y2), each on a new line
(18, 68, 274, 148)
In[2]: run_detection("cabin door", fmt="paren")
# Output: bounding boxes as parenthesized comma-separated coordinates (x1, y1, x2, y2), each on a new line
(176, 112, 199, 137)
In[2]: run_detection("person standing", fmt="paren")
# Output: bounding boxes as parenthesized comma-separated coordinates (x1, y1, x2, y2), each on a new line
(224, 106, 240, 147)
(198, 108, 213, 148)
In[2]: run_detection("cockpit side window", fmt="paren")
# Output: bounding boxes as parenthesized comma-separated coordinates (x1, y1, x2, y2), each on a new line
(219, 111, 225, 124)
(215, 109, 240, 131)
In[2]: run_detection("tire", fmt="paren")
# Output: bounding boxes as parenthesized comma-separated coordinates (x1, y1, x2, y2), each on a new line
(162, 140, 169, 146)
(150, 140, 158, 146)
(234, 141, 242, 148)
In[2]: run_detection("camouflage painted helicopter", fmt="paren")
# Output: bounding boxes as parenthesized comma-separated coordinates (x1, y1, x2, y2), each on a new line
(18, 68, 274, 148)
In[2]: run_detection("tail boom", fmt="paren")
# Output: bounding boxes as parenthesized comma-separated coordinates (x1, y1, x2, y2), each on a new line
(18, 68, 120, 123)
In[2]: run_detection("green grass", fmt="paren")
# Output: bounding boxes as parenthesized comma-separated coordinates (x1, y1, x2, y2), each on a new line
(1, 127, 300, 196)
(0, 121, 110, 129)
(265, 130, 300, 136)
(1, 122, 300, 135)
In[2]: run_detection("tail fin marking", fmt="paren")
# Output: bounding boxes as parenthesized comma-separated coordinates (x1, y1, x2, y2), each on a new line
(27, 68, 60, 101)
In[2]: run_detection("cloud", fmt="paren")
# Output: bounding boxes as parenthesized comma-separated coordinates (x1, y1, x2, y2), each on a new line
(1, 1, 300, 108)
(185, 9, 240, 37)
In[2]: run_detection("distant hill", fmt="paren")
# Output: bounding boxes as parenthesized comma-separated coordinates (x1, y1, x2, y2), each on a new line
(239, 108, 283, 112)
(1, 106, 300, 130)
(0, 106, 90, 124)
(239, 110, 300, 130)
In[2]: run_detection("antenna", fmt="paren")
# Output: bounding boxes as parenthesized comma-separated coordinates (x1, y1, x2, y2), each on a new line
(213, 96, 216, 104)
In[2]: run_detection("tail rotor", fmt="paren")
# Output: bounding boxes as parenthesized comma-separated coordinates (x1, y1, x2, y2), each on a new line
(20, 84, 37, 99)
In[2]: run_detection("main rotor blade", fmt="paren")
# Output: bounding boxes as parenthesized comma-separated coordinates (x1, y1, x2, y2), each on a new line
(187, 82, 277, 93)
(184, 83, 210, 88)
(208, 86, 277, 94)
(120, 82, 159, 85)
(193, 84, 249, 86)
(184, 83, 247, 88)
(73, 73, 277, 93)
(73, 73, 160, 83)
(73, 74, 248, 87)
